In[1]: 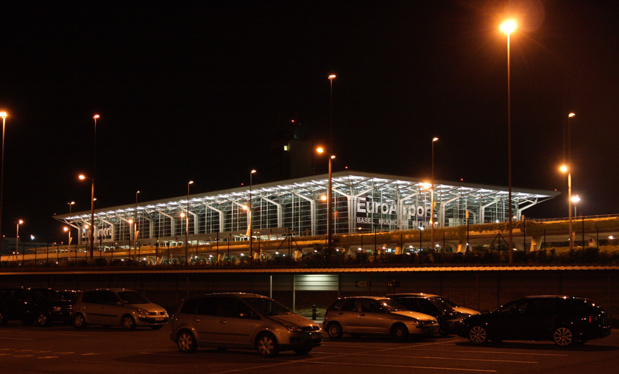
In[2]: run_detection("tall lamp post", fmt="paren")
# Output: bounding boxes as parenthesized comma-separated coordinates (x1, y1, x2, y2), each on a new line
(64, 226, 70, 255)
(560, 165, 573, 250)
(316, 147, 335, 250)
(0, 111, 7, 253)
(248, 170, 256, 260)
(185, 180, 193, 265)
(67, 201, 75, 254)
(16, 219, 23, 258)
(430, 137, 439, 251)
(79, 174, 95, 260)
(328, 74, 336, 150)
(571, 195, 581, 217)
(134, 190, 140, 256)
(500, 19, 516, 264)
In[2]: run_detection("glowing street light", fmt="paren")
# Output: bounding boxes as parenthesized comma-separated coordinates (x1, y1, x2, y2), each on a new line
(64, 226, 70, 253)
(317, 146, 336, 250)
(328, 74, 337, 150)
(500, 19, 517, 264)
(79, 174, 95, 259)
(430, 137, 439, 251)
(248, 169, 257, 261)
(185, 180, 194, 265)
(560, 165, 575, 251)
(0, 111, 7, 254)
(571, 195, 581, 217)
(16, 219, 23, 255)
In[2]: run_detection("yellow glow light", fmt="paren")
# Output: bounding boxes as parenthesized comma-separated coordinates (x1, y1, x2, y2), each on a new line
(500, 20, 517, 34)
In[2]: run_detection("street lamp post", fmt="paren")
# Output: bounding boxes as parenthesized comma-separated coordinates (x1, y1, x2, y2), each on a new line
(63, 226, 70, 257)
(571, 195, 581, 217)
(560, 165, 573, 251)
(79, 174, 95, 260)
(135, 190, 140, 257)
(67, 201, 75, 257)
(430, 137, 438, 251)
(316, 147, 335, 251)
(185, 180, 193, 265)
(16, 219, 23, 261)
(500, 19, 516, 264)
(328, 74, 336, 150)
(248, 169, 256, 260)
(0, 111, 7, 254)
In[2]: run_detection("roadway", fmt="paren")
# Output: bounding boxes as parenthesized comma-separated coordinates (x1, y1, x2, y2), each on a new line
(0, 321, 617, 373)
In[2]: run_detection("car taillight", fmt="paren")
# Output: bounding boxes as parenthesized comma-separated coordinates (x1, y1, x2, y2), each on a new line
(589, 316, 592, 323)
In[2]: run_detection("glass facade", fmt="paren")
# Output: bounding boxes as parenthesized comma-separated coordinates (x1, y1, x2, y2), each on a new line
(54, 172, 558, 246)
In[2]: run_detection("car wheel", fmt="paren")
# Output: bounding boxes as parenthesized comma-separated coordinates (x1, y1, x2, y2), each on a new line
(36, 313, 50, 327)
(256, 332, 279, 357)
(391, 323, 409, 341)
(327, 322, 343, 339)
(73, 313, 86, 329)
(121, 315, 136, 331)
(176, 330, 197, 353)
(293, 347, 312, 355)
(468, 325, 488, 344)
(553, 327, 574, 347)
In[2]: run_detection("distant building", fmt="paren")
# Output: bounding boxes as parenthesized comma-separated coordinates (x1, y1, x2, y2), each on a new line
(53, 171, 559, 247)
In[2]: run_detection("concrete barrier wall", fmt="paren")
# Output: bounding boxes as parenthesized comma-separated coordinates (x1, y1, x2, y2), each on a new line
(0, 269, 616, 324)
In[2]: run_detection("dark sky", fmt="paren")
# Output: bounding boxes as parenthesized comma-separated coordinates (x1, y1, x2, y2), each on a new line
(0, 0, 617, 243)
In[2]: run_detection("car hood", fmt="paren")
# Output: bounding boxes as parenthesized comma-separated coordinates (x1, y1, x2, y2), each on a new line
(130, 303, 167, 313)
(453, 306, 480, 316)
(392, 310, 436, 321)
(268, 313, 320, 328)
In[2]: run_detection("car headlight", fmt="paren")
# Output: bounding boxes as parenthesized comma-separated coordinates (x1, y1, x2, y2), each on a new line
(136, 308, 148, 315)
(279, 322, 304, 332)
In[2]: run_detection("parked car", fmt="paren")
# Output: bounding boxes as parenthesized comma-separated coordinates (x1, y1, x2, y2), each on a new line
(0, 288, 74, 326)
(458, 295, 611, 347)
(386, 293, 479, 335)
(323, 296, 439, 341)
(72, 288, 169, 330)
(170, 292, 321, 357)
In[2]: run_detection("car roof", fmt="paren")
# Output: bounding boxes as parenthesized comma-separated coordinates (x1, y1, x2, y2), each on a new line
(338, 296, 390, 300)
(83, 288, 138, 293)
(521, 295, 587, 300)
(194, 292, 270, 299)
(386, 293, 440, 298)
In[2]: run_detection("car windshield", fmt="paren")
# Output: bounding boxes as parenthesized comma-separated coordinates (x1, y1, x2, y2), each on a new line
(243, 297, 292, 316)
(118, 291, 151, 305)
(379, 299, 407, 311)
(432, 297, 457, 311)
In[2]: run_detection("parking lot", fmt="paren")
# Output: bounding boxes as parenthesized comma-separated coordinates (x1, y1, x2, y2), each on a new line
(0, 322, 617, 373)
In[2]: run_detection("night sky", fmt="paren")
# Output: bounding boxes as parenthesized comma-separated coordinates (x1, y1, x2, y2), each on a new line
(0, 0, 617, 243)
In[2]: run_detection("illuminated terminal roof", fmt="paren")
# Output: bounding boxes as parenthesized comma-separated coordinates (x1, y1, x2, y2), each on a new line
(53, 171, 559, 246)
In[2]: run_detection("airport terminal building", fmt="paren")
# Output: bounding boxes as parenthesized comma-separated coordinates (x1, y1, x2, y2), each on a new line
(53, 171, 559, 247)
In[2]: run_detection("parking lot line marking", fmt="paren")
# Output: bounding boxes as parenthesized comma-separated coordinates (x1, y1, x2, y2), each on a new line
(307, 361, 497, 372)
(413, 348, 569, 357)
(311, 352, 538, 364)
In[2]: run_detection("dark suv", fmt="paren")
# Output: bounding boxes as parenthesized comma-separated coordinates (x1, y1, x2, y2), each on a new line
(458, 295, 611, 347)
(0, 288, 74, 326)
